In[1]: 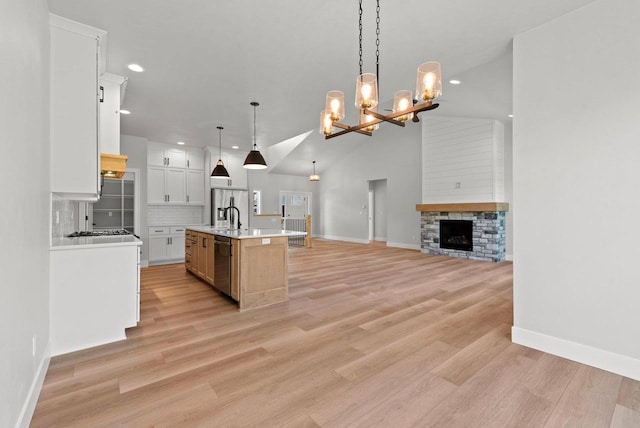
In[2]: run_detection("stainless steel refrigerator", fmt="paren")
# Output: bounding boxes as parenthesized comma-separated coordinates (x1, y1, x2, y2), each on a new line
(210, 188, 249, 229)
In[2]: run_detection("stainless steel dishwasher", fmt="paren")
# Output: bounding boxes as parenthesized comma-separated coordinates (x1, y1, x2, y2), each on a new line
(213, 235, 232, 297)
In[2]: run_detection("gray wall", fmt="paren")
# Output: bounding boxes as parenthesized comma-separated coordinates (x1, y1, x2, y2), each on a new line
(370, 179, 388, 241)
(318, 123, 422, 248)
(513, 0, 640, 378)
(0, 1, 51, 426)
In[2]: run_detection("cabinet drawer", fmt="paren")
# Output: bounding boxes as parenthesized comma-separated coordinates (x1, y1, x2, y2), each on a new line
(170, 226, 186, 234)
(148, 227, 170, 236)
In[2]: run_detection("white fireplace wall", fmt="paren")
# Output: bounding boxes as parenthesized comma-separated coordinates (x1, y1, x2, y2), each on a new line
(422, 117, 505, 203)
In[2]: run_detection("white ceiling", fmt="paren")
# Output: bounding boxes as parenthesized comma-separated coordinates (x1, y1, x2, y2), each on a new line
(48, 0, 598, 176)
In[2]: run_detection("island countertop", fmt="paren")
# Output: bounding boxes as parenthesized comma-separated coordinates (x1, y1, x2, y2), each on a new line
(186, 226, 306, 240)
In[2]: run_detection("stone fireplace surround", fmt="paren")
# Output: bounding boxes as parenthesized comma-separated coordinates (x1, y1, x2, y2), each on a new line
(416, 203, 509, 262)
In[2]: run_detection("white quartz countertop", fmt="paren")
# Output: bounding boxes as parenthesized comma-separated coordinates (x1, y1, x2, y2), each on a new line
(186, 226, 306, 240)
(51, 235, 143, 251)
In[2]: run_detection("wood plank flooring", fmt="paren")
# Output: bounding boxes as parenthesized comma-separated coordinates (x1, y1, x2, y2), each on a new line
(31, 239, 640, 427)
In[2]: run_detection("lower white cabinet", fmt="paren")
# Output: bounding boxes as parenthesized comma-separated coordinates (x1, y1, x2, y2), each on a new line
(148, 226, 187, 264)
(50, 242, 141, 356)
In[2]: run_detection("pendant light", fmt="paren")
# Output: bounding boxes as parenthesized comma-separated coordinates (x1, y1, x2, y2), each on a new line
(309, 160, 320, 182)
(243, 101, 267, 170)
(211, 126, 230, 178)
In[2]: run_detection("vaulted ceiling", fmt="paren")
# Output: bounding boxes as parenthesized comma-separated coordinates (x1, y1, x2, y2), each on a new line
(48, 0, 598, 176)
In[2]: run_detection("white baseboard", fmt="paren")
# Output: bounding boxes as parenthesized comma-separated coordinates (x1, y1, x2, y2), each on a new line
(319, 235, 370, 244)
(17, 342, 51, 428)
(506, 253, 513, 261)
(387, 242, 421, 251)
(512, 326, 640, 381)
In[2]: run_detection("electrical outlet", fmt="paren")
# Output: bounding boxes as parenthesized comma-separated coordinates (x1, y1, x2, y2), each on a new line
(32, 335, 36, 357)
(108, 211, 112, 217)
(55, 211, 60, 224)
(455, 182, 461, 189)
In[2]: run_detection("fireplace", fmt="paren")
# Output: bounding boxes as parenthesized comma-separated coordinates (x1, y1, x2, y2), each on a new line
(440, 220, 473, 251)
(417, 203, 508, 262)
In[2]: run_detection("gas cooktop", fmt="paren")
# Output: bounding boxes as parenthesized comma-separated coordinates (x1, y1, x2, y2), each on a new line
(67, 229, 132, 237)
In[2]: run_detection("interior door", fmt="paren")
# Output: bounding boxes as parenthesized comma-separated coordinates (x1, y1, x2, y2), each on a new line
(280, 191, 311, 219)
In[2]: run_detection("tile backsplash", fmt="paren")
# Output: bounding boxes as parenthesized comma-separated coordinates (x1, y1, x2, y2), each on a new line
(52, 198, 78, 239)
(148, 205, 204, 226)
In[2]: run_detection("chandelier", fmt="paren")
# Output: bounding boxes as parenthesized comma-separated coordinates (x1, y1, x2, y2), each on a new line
(320, 0, 441, 139)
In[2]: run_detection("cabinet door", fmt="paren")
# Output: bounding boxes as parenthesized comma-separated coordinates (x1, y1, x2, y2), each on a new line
(197, 233, 207, 279)
(147, 145, 167, 167)
(187, 169, 205, 205)
(169, 234, 186, 260)
(166, 148, 187, 168)
(99, 78, 121, 154)
(228, 152, 248, 189)
(205, 235, 215, 285)
(187, 149, 205, 171)
(149, 236, 169, 261)
(166, 168, 186, 204)
(50, 25, 100, 198)
(147, 167, 167, 204)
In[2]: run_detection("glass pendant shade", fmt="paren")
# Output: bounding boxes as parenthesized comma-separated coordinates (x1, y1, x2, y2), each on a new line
(416, 61, 442, 102)
(320, 110, 333, 136)
(393, 90, 413, 122)
(211, 126, 230, 178)
(355, 73, 378, 109)
(359, 106, 379, 132)
(243, 101, 268, 170)
(325, 91, 345, 122)
(309, 160, 320, 182)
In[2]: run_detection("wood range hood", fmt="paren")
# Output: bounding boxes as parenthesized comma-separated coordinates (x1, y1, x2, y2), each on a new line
(100, 153, 128, 179)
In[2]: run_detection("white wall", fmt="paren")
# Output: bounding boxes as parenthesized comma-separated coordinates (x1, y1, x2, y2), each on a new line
(0, 0, 51, 426)
(248, 170, 321, 233)
(319, 122, 422, 248)
(512, 0, 640, 380)
(422, 117, 505, 203)
(121, 135, 149, 263)
(370, 179, 388, 241)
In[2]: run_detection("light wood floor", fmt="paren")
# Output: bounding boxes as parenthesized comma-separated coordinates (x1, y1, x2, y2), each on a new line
(32, 239, 640, 427)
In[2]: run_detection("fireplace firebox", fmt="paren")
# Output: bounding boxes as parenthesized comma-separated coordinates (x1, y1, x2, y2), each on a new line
(440, 220, 473, 251)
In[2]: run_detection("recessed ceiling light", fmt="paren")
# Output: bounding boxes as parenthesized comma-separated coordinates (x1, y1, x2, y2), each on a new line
(177, 141, 185, 145)
(128, 64, 144, 72)
(449, 79, 461, 85)
(508, 114, 514, 118)
(231, 145, 239, 150)
(120, 109, 130, 115)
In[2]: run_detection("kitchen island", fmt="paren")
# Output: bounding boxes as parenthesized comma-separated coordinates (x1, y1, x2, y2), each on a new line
(185, 227, 305, 310)
(49, 235, 142, 356)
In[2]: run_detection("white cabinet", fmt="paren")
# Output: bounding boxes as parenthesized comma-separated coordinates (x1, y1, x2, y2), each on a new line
(148, 144, 187, 168)
(187, 169, 205, 205)
(50, 242, 141, 356)
(186, 149, 204, 171)
(209, 149, 248, 189)
(99, 73, 127, 155)
(148, 226, 187, 264)
(50, 15, 106, 201)
(147, 166, 187, 204)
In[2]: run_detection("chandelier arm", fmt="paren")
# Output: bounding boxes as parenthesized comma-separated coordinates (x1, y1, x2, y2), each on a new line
(325, 126, 373, 140)
(332, 121, 376, 136)
(363, 109, 405, 127)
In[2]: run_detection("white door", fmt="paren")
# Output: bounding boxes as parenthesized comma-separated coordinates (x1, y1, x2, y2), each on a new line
(280, 191, 311, 219)
(168, 235, 186, 259)
(148, 236, 169, 261)
(166, 148, 187, 168)
(147, 145, 167, 167)
(368, 190, 374, 242)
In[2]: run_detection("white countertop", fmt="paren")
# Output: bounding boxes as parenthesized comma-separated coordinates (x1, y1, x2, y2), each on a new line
(186, 226, 306, 240)
(51, 235, 143, 251)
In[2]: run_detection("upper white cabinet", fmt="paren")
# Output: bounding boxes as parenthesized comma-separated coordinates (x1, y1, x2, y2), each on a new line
(208, 148, 248, 189)
(147, 143, 204, 205)
(148, 145, 187, 168)
(99, 73, 127, 155)
(50, 15, 106, 201)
